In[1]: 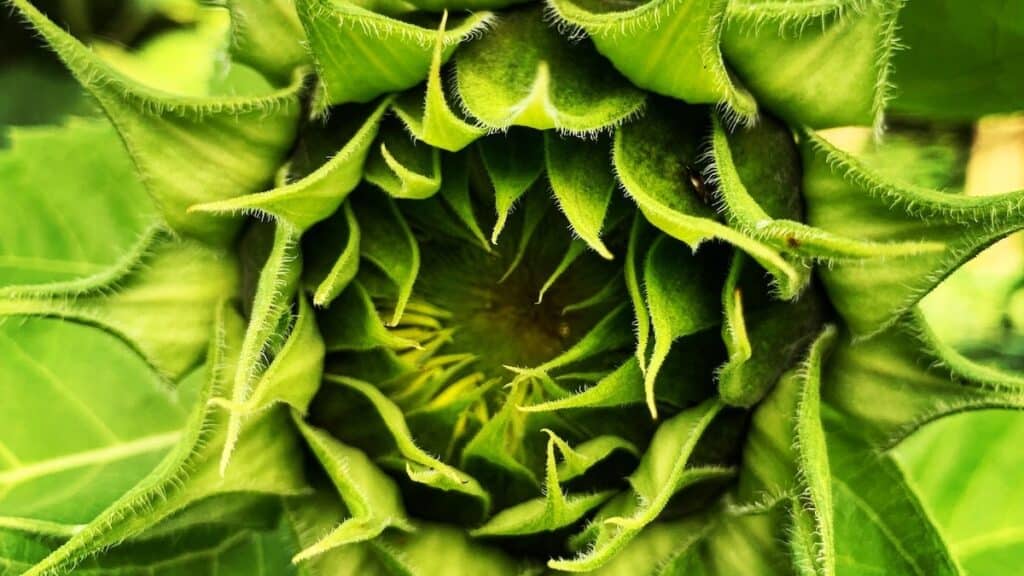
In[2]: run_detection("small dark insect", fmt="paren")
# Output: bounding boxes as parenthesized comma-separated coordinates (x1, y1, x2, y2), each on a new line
(557, 322, 571, 339)
(786, 236, 801, 248)
(686, 166, 712, 203)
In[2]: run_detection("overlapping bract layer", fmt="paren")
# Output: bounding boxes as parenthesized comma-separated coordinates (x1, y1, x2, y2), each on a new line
(2, 1, 1024, 575)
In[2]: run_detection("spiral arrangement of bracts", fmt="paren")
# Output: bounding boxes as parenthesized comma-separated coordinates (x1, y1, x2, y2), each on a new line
(2, 0, 1024, 574)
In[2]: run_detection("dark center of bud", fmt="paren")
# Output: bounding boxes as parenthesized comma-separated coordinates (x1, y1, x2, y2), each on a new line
(404, 206, 619, 380)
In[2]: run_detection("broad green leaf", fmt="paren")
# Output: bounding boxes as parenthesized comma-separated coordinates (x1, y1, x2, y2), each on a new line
(295, 0, 492, 106)
(304, 201, 362, 307)
(323, 375, 490, 508)
(454, 6, 646, 133)
(0, 522, 303, 576)
(717, 254, 823, 408)
(551, 400, 724, 572)
(709, 113, 945, 262)
(392, 13, 486, 152)
(130, 492, 284, 541)
(890, 0, 1024, 120)
(823, 313, 1024, 448)
(825, 412, 960, 576)
(16, 304, 308, 576)
(545, 133, 616, 259)
(613, 102, 806, 299)
(351, 190, 421, 325)
(897, 411, 1024, 574)
(291, 417, 413, 562)
(722, 0, 901, 130)
(9, 0, 306, 243)
(0, 118, 157, 294)
(190, 99, 390, 231)
(642, 237, 721, 418)
(0, 318, 189, 535)
(470, 431, 614, 537)
(223, 0, 310, 83)
(477, 129, 545, 243)
(547, 0, 756, 122)
(221, 224, 302, 474)
(364, 120, 443, 200)
(0, 237, 239, 379)
(802, 130, 1024, 336)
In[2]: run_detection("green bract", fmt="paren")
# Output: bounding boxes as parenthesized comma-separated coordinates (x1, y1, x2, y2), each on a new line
(2, 0, 1023, 574)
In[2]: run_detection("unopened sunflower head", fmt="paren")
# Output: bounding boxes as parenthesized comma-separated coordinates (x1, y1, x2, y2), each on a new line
(2, 0, 1024, 574)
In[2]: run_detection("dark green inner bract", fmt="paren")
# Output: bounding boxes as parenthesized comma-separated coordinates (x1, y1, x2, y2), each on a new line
(411, 206, 619, 376)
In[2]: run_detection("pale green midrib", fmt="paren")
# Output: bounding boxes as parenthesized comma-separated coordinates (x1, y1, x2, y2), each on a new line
(89, 530, 254, 572)
(832, 478, 926, 576)
(0, 256, 106, 275)
(0, 333, 121, 441)
(0, 431, 180, 486)
(0, 443, 19, 466)
(0, 528, 254, 572)
(0, 516, 82, 536)
(0, 225, 164, 300)
(0, 304, 203, 382)
(955, 526, 1024, 557)
(0, 285, 230, 311)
